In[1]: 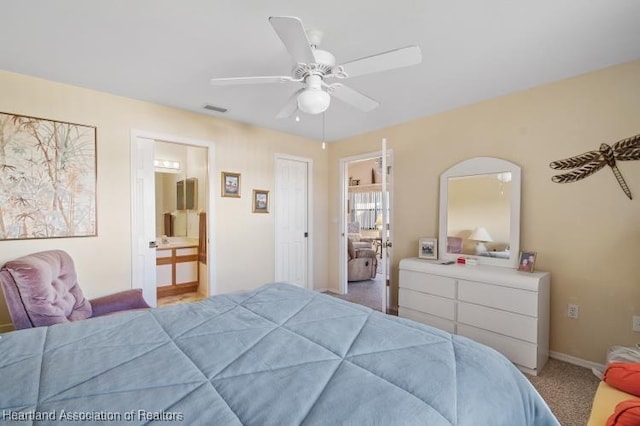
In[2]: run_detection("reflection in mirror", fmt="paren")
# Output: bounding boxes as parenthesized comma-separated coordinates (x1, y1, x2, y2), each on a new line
(177, 178, 197, 211)
(156, 172, 188, 237)
(447, 172, 511, 257)
(154, 141, 207, 240)
(439, 157, 521, 268)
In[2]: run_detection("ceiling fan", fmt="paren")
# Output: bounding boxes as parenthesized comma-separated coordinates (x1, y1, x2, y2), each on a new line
(210, 16, 422, 118)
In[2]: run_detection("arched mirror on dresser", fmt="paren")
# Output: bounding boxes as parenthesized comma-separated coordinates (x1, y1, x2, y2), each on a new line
(438, 157, 521, 268)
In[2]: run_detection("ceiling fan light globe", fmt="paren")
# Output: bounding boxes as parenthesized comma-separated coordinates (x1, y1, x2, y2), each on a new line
(297, 88, 330, 114)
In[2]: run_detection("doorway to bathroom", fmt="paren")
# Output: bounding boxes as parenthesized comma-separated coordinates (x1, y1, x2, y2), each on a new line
(130, 130, 215, 308)
(154, 141, 208, 307)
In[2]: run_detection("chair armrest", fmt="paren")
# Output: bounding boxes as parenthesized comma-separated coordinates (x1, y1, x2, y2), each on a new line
(355, 248, 377, 259)
(352, 242, 373, 251)
(90, 289, 150, 317)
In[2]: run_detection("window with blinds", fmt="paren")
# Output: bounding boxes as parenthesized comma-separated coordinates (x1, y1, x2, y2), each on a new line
(348, 191, 388, 230)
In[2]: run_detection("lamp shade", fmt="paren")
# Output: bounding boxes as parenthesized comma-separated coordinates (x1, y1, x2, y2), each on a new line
(375, 213, 383, 228)
(297, 88, 330, 114)
(469, 227, 493, 242)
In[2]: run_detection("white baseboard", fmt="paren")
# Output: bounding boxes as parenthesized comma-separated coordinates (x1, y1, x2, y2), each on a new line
(550, 350, 605, 372)
(0, 323, 14, 334)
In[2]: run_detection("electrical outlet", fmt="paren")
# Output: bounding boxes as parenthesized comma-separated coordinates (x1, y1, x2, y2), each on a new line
(567, 304, 579, 319)
(632, 316, 640, 332)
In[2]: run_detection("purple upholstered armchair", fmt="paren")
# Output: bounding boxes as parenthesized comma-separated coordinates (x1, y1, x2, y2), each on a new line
(0, 250, 150, 330)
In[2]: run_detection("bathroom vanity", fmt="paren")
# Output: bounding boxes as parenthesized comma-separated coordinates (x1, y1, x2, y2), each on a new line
(156, 241, 199, 297)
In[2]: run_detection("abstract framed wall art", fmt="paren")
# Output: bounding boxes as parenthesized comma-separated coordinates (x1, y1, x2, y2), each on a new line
(0, 112, 97, 240)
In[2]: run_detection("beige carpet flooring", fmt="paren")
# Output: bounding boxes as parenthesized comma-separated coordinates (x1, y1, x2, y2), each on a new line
(527, 358, 599, 426)
(325, 274, 384, 311)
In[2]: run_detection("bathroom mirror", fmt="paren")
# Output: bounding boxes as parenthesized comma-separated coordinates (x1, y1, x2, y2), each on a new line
(155, 172, 189, 237)
(154, 141, 207, 240)
(438, 157, 521, 268)
(177, 178, 198, 210)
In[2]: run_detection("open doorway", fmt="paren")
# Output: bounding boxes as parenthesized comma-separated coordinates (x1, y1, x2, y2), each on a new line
(337, 151, 392, 313)
(154, 141, 208, 307)
(130, 130, 215, 308)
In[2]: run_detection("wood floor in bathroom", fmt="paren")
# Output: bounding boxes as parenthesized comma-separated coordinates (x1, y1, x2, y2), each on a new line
(157, 292, 206, 307)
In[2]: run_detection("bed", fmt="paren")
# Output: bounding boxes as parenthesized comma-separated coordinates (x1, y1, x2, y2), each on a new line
(0, 283, 558, 425)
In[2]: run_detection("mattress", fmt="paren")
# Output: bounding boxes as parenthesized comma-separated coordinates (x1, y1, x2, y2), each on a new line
(0, 282, 558, 425)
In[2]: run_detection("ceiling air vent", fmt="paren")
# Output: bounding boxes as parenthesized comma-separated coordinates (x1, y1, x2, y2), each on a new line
(203, 104, 228, 113)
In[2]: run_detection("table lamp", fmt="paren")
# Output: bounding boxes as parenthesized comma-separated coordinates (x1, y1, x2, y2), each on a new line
(375, 214, 383, 239)
(469, 227, 493, 255)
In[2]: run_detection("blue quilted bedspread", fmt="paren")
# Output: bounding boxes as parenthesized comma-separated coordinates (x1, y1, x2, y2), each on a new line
(0, 283, 558, 425)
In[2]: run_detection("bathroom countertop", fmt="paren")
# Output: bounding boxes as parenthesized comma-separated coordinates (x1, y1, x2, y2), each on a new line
(156, 241, 198, 250)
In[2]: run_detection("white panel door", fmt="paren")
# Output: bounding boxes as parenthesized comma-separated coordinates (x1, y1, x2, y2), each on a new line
(380, 138, 390, 313)
(131, 136, 157, 307)
(275, 157, 309, 288)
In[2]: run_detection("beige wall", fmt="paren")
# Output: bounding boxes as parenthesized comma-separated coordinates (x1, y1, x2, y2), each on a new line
(328, 60, 640, 363)
(0, 70, 329, 331)
(348, 158, 378, 185)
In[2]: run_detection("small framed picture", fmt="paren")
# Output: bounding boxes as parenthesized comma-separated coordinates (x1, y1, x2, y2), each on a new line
(518, 251, 537, 272)
(221, 172, 241, 198)
(252, 189, 269, 213)
(418, 237, 438, 260)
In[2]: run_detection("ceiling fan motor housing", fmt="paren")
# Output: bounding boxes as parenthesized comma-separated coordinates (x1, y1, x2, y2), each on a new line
(293, 49, 335, 80)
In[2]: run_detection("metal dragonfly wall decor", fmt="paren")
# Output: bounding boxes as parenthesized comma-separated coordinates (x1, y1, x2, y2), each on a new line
(550, 133, 640, 200)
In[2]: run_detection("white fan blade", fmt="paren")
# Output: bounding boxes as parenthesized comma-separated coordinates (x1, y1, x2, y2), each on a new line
(329, 84, 379, 112)
(336, 45, 422, 78)
(276, 88, 304, 118)
(210, 76, 298, 86)
(269, 16, 315, 65)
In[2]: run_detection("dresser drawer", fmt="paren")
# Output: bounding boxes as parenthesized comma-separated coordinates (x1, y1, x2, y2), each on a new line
(399, 307, 456, 334)
(458, 302, 538, 343)
(399, 288, 455, 320)
(399, 270, 456, 298)
(458, 324, 538, 370)
(458, 280, 538, 317)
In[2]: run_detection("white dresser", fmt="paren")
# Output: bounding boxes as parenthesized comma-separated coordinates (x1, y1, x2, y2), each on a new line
(398, 257, 550, 375)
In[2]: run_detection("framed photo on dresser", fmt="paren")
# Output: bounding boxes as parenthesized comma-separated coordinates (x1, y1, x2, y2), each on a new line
(418, 237, 438, 260)
(518, 251, 537, 272)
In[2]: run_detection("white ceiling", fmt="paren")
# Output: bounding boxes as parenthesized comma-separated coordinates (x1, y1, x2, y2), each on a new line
(1, 1, 639, 142)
